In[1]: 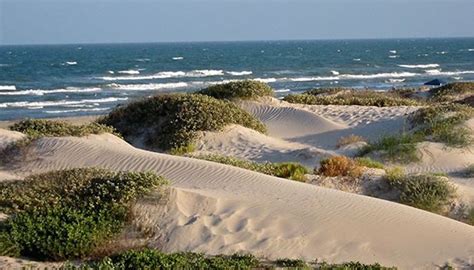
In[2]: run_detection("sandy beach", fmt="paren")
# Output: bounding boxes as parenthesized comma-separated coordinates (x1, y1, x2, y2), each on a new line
(1, 83, 474, 269)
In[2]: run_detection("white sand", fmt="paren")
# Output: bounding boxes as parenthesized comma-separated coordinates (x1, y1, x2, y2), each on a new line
(0, 131, 473, 269)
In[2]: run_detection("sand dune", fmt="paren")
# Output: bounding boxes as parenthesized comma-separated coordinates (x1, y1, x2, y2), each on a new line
(1, 132, 474, 269)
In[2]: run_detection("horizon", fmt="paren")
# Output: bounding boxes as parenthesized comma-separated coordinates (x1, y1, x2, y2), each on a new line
(1, 36, 474, 47)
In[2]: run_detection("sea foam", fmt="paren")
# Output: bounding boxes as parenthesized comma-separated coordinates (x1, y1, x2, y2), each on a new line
(399, 64, 440, 69)
(0, 85, 16, 91)
(0, 87, 101, 96)
(226, 71, 253, 76)
(0, 97, 128, 108)
(108, 82, 188, 90)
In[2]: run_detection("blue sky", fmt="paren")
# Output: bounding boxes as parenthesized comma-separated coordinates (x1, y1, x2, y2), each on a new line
(1, 0, 473, 45)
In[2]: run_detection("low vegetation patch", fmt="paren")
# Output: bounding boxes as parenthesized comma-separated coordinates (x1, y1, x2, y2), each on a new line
(10, 119, 119, 138)
(197, 80, 274, 100)
(409, 103, 474, 147)
(192, 154, 308, 181)
(463, 164, 474, 178)
(384, 169, 457, 214)
(83, 248, 395, 270)
(0, 168, 168, 261)
(283, 88, 421, 107)
(354, 157, 385, 169)
(99, 93, 266, 153)
(359, 133, 421, 164)
(317, 156, 364, 178)
(336, 134, 366, 148)
(429, 82, 474, 102)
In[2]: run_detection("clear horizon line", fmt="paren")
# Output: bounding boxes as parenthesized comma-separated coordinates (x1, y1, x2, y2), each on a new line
(1, 36, 474, 47)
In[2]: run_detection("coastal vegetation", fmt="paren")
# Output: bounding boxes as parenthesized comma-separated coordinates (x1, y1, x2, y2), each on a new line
(383, 168, 457, 214)
(190, 154, 308, 181)
(99, 93, 267, 153)
(317, 156, 364, 177)
(9, 119, 119, 138)
(336, 134, 366, 148)
(283, 88, 422, 107)
(429, 82, 474, 102)
(0, 168, 168, 260)
(197, 80, 274, 100)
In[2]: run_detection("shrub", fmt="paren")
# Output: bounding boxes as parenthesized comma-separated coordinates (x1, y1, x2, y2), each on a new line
(10, 119, 119, 138)
(198, 80, 274, 100)
(354, 157, 385, 169)
(318, 261, 396, 270)
(467, 208, 474, 225)
(0, 168, 167, 261)
(99, 94, 266, 153)
(283, 90, 421, 107)
(409, 104, 474, 147)
(429, 82, 474, 102)
(359, 133, 421, 164)
(191, 154, 308, 181)
(275, 258, 307, 268)
(318, 156, 363, 177)
(90, 249, 260, 270)
(385, 172, 457, 213)
(337, 134, 366, 148)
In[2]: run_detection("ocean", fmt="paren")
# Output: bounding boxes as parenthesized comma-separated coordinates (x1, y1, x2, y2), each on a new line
(0, 38, 473, 120)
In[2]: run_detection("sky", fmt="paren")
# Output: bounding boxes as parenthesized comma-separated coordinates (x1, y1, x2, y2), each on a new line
(0, 0, 473, 45)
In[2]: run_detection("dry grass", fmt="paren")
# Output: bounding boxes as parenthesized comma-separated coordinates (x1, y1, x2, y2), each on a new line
(336, 134, 366, 148)
(317, 156, 364, 178)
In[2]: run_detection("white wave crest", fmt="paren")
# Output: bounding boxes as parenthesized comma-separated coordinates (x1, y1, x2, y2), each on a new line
(108, 82, 188, 90)
(136, 58, 150, 62)
(389, 50, 397, 54)
(389, 55, 399, 59)
(330, 70, 340, 75)
(353, 58, 361, 61)
(0, 85, 16, 91)
(399, 64, 440, 69)
(290, 72, 418, 82)
(386, 79, 406, 83)
(45, 107, 111, 114)
(275, 89, 290, 93)
(0, 87, 101, 96)
(118, 69, 140, 75)
(254, 78, 277, 83)
(99, 69, 224, 81)
(226, 71, 253, 76)
(172, 57, 184, 60)
(469, 49, 474, 52)
(0, 97, 128, 108)
(66, 61, 77, 65)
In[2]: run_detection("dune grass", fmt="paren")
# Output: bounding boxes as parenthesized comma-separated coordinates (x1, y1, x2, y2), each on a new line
(197, 80, 274, 100)
(283, 88, 421, 107)
(336, 134, 366, 148)
(358, 133, 421, 164)
(429, 82, 474, 102)
(384, 169, 457, 214)
(191, 154, 308, 181)
(0, 168, 168, 260)
(354, 157, 385, 169)
(409, 103, 474, 147)
(99, 93, 266, 153)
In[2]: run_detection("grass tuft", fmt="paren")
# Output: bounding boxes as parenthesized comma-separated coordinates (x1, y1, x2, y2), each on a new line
(336, 134, 366, 148)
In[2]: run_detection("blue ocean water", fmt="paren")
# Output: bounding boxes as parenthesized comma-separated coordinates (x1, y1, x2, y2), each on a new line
(0, 38, 473, 120)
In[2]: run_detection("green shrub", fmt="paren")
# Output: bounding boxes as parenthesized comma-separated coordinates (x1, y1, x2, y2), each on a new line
(464, 164, 474, 178)
(99, 94, 266, 153)
(10, 119, 119, 138)
(90, 249, 260, 270)
(192, 154, 308, 181)
(197, 80, 274, 100)
(409, 104, 474, 147)
(359, 133, 421, 164)
(354, 157, 385, 169)
(467, 208, 474, 225)
(385, 172, 456, 213)
(0, 230, 20, 257)
(429, 82, 474, 102)
(275, 258, 308, 268)
(283, 90, 421, 107)
(0, 168, 168, 261)
(318, 261, 396, 270)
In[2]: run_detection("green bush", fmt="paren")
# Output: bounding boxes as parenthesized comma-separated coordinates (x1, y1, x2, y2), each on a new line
(409, 104, 474, 147)
(359, 133, 422, 164)
(90, 249, 260, 270)
(354, 157, 385, 169)
(99, 94, 266, 153)
(385, 172, 456, 213)
(275, 258, 308, 268)
(429, 82, 474, 102)
(10, 119, 119, 138)
(197, 80, 274, 100)
(191, 154, 308, 181)
(0, 168, 167, 261)
(464, 164, 474, 178)
(283, 89, 421, 107)
(318, 261, 396, 270)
